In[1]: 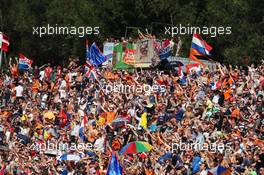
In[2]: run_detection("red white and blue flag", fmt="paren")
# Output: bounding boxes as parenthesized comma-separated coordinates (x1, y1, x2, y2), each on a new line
(85, 61, 100, 81)
(79, 112, 87, 141)
(189, 33, 213, 66)
(159, 39, 172, 60)
(18, 53, 33, 70)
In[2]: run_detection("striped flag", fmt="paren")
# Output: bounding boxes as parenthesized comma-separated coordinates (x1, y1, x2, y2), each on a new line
(79, 112, 87, 141)
(0, 32, 9, 52)
(159, 39, 172, 60)
(0, 32, 9, 67)
(18, 53, 33, 70)
(189, 33, 213, 66)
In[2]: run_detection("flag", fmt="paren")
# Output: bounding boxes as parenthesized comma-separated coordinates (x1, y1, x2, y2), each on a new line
(88, 42, 107, 67)
(186, 63, 201, 74)
(207, 165, 231, 175)
(189, 33, 213, 65)
(159, 39, 172, 60)
(0, 32, 9, 52)
(57, 154, 82, 162)
(18, 54, 33, 70)
(106, 152, 122, 175)
(79, 113, 87, 141)
(85, 61, 99, 81)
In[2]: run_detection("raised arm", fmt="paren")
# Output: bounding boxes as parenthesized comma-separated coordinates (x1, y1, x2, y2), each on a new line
(39, 64, 47, 70)
(14, 57, 18, 65)
(217, 63, 225, 76)
(9, 57, 12, 67)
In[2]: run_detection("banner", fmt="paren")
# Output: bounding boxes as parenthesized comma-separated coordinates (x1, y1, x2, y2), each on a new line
(134, 39, 154, 67)
(113, 39, 156, 69)
(102, 42, 114, 67)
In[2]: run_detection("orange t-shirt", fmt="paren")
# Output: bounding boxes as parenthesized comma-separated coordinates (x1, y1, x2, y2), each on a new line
(231, 108, 240, 118)
(32, 80, 40, 93)
(224, 88, 232, 100)
(145, 169, 155, 175)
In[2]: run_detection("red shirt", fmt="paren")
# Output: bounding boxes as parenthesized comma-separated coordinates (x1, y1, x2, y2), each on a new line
(45, 67, 53, 79)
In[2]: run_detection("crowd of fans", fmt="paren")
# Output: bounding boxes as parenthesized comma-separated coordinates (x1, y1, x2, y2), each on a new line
(0, 56, 263, 175)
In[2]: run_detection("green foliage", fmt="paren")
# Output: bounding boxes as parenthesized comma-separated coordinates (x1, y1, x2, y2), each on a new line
(0, 0, 263, 66)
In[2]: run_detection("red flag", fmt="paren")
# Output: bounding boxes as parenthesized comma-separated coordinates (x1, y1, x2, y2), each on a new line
(0, 32, 9, 52)
(59, 109, 67, 128)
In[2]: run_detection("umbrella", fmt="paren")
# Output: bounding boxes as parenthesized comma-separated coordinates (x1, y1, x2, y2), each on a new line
(119, 141, 153, 155)
(111, 118, 129, 127)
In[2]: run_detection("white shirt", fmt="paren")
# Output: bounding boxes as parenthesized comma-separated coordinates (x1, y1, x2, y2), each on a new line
(59, 89, 67, 99)
(94, 137, 105, 152)
(127, 108, 135, 117)
(15, 85, 23, 97)
(212, 95, 219, 104)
